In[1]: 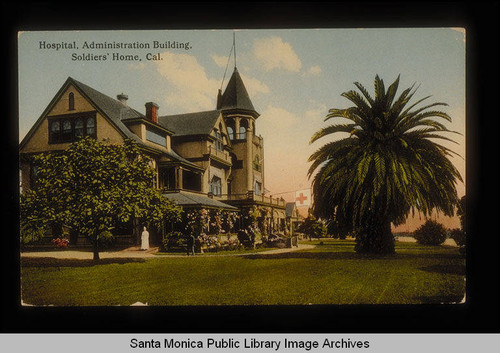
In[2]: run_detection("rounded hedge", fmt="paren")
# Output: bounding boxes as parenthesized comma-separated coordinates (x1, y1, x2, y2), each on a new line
(413, 220, 447, 246)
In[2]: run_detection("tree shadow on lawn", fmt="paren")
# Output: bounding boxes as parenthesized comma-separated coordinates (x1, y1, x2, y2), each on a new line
(418, 264, 466, 276)
(244, 251, 462, 261)
(21, 257, 146, 268)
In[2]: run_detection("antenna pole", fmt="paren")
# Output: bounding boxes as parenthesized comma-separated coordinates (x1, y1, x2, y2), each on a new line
(233, 31, 237, 68)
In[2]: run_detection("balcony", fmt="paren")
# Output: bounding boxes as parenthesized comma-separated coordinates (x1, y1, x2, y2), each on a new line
(223, 191, 286, 208)
(207, 145, 231, 165)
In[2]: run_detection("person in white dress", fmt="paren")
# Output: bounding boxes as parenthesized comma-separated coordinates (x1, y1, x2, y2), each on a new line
(141, 226, 149, 250)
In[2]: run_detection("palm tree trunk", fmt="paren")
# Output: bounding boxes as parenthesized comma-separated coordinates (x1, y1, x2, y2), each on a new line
(355, 217, 395, 254)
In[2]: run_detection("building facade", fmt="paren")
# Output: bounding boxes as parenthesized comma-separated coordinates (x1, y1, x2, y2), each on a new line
(19, 67, 287, 241)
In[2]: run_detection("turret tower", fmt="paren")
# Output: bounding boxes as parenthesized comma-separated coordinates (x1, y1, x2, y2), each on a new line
(218, 66, 264, 197)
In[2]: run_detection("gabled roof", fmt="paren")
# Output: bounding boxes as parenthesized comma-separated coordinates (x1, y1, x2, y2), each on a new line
(218, 67, 259, 116)
(71, 77, 144, 122)
(20, 77, 200, 170)
(158, 110, 222, 137)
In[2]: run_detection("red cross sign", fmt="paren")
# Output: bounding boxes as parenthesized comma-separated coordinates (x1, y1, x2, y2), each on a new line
(296, 193, 308, 204)
(295, 189, 311, 207)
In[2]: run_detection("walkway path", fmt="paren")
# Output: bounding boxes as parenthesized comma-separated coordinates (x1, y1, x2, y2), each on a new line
(21, 243, 317, 260)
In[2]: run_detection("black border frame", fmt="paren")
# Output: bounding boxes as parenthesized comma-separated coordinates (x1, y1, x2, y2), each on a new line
(3, 1, 499, 334)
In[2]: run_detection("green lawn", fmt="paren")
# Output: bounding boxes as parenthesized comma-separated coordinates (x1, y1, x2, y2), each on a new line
(20, 239, 465, 306)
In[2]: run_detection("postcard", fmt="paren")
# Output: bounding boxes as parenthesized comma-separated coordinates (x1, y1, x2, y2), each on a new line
(18, 28, 466, 307)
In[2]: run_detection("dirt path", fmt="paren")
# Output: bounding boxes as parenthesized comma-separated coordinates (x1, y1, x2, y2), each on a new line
(21, 243, 317, 260)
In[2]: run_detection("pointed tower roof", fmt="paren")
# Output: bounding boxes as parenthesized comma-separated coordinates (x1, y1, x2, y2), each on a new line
(218, 67, 259, 118)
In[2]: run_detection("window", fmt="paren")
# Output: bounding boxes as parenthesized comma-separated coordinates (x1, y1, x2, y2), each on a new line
(227, 126, 234, 140)
(48, 113, 97, 144)
(214, 129, 223, 151)
(49, 120, 61, 143)
(146, 127, 166, 146)
(238, 126, 246, 139)
(75, 118, 84, 137)
(210, 176, 222, 196)
(86, 117, 96, 136)
(62, 119, 72, 141)
(68, 92, 75, 110)
(255, 180, 262, 196)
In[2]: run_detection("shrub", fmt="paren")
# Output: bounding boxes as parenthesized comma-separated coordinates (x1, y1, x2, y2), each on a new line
(162, 231, 186, 252)
(51, 237, 69, 248)
(97, 230, 115, 248)
(449, 228, 466, 247)
(413, 220, 447, 245)
(299, 216, 327, 240)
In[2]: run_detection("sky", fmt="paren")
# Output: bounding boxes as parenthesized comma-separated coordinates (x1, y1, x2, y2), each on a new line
(18, 28, 466, 230)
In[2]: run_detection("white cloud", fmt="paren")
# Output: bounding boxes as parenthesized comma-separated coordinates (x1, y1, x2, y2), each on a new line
(259, 105, 298, 130)
(305, 103, 328, 120)
(302, 65, 322, 77)
(252, 36, 302, 72)
(211, 53, 228, 68)
(154, 52, 219, 112)
(239, 73, 270, 96)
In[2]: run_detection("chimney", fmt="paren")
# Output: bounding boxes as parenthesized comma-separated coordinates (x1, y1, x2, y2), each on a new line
(117, 93, 128, 106)
(145, 102, 159, 123)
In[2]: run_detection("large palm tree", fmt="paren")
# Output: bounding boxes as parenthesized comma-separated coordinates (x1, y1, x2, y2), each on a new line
(308, 75, 463, 254)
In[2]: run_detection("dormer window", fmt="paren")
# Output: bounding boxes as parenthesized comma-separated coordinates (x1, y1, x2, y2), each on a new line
(68, 92, 75, 110)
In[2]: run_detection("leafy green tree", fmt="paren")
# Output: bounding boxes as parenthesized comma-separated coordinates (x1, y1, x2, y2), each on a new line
(308, 75, 462, 254)
(299, 214, 327, 240)
(20, 137, 182, 260)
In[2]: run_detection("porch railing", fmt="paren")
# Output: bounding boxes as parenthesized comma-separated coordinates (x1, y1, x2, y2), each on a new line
(223, 191, 286, 207)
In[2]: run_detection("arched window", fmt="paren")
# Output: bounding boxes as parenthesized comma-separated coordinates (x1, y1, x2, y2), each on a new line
(227, 126, 234, 140)
(49, 120, 60, 143)
(62, 119, 72, 141)
(239, 126, 246, 139)
(86, 117, 96, 136)
(209, 176, 222, 196)
(254, 180, 262, 196)
(75, 118, 84, 137)
(68, 92, 75, 110)
(239, 119, 249, 140)
(48, 114, 97, 144)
